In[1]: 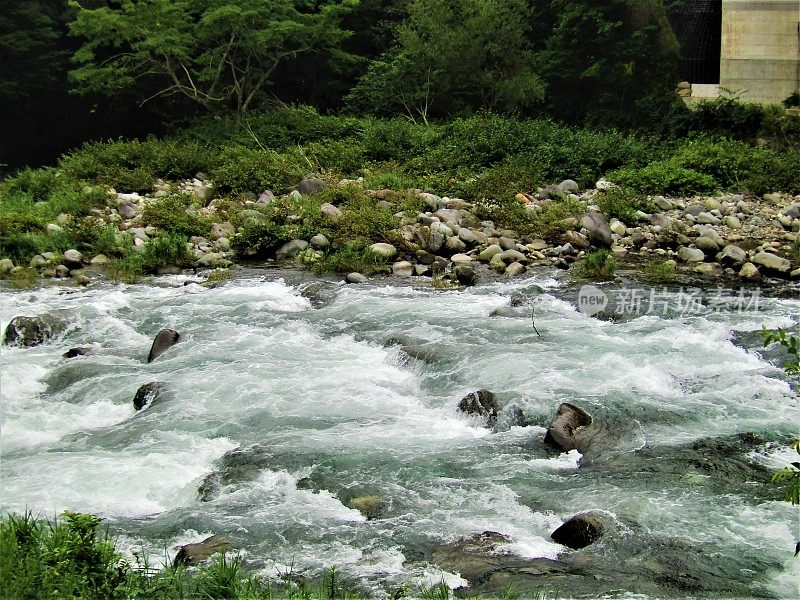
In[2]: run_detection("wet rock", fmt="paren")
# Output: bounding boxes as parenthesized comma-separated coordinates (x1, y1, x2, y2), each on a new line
(505, 262, 526, 277)
(197, 252, 226, 268)
(173, 535, 233, 567)
(133, 381, 167, 410)
(63, 347, 93, 359)
(454, 264, 477, 286)
(3, 315, 66, 347)
(370, 243, 397, 259)
(544, 402, 592, 452)
(348, 495, 386, 519)
(310, 234, 330, 249)
(551, 514, 604, 549)
(147, 328, 180, 363)
(494, 403, 526, 432)
(751, 251, 790, 275)
(398, 345, 441, 364)
(458, 389, 499, 427)
(693, 236, 719, 254)
(0, 258, 14, 275)
(297, 178, 327, 195)
(346, 272, 367, 284)
(479, 244, 503, 261)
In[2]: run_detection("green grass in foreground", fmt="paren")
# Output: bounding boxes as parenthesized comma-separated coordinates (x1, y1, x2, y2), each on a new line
(0, 511, 544, 600)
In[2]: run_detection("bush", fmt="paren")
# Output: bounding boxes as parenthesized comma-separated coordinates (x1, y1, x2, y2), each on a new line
(575, 249, 617, 281)
(313, 242, 388, 274)
(3, 168, 61, 201)
(231, 218, 290, 258)
(644, 259, 677, 282)
(330, 191, 398, 245)
(59, 138, 214, 192)
(142, 195, 211, 237)
(141, 234, 193, 271)
(528, 197, 586, 240)
(595, 187, 651, 222)
(210, 146, 307, 194)
(609, 160, 717, 196)
(670, 94, 765, 141)
(455, 156, 543, 202)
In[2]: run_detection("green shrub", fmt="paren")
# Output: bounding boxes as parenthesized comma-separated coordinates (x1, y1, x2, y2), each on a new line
(575, 249, 617, 281)
(210, 146, 307, 193)
(3, 168, 61, 201)
(107, 255, 144, 283)
(455, 156, 543, 202)
(595, 187, 651, 222)
(313, 242, 387, 275)
(142, 195, 211, 237)
(670, 94, 765, 140)
(141, 234, 193, 270)
(231, 218, 290, 258)
(609, 160, 717, 196)
(302, 139, 365, 175)
(644, 259, 677, 282)
(528, 197, 587, 240)
(59, 138, 214, 192)
(331, 192, 398, 245)
(363, 170, 418, 191)
(360, 118, 438, 163)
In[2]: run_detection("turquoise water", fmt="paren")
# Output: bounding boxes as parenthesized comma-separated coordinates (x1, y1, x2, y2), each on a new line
(1, 273, 798, 598)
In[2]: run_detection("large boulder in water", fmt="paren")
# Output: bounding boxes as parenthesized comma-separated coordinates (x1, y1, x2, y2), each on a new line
(458, 389, 499, 426)
(133, 381, 167, 410)
(544, 402, 592, 452)
(550, 514, 604, 549)
(3, 315, 65, 347)
(173, 535, 232, 566)
(147, 329, 180, 363)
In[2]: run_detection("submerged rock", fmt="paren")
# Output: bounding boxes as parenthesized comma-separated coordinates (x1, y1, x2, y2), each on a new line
(3, 315, 66, 347)
(63, 347, 93, 359)
(348, 495, 386, 519)
(551, 514, 604, 549)
(147, 329, 180, 363)
(173, 535, 233, 567)
(133, 381, 167, 411)
(458, 389, 499, 426)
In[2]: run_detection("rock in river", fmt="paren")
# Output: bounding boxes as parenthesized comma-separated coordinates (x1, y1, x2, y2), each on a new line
(458, 389, 499, 426)
(133, 381, 168, 411)
(173, 535, 233, 567)
(544, 402, 592, 452)
(147, 329, 180, 363)
(3, 315, 66, 347)
(551, 514, 605, 549)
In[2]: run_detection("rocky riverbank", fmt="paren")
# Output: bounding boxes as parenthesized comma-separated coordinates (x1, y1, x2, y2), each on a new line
(1, 174, 799, 290)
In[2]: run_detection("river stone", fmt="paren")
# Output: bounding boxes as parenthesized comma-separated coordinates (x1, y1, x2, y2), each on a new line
(694, 236, 719, 253)
(297, 178, 327, 195)
(320, 203, 342, 220)
(458, 389, 499, 427)
(392, 261, 414, 278)
(609, 221, 626, 236)
(275, 239, 308, 261)
(724, 216, 742, 229)
(0, 258, 13, 275)
(558, 179, 579, 194)
(696, 212, 721, 225)
(133, 381, 167, 410)
(63, 249, 83, 268)
(346, 272, 367, 284)
(446, 236, 467, 253)
(454, 264, 477, 286)
(458, 228, 478, 245)
(739, 262, 760, 281)
(197, 252, 226, 268)
(173, 535, 233, 567)
(752, 251, 791, 274)
(117, 201, 139, 219)
(720, 245, 747, 266)
(370, 243, 397, 259)
(450, 253, 474, 266)
(551, 514, 604, 549)
(210, 222, 235, 240)
(90, 254, 110, 266)
(348, 495, 386, 520)
(147, 329, 181, 363)
(30, 255, 49, 269)
(479, 245, 503, 261)
(63, 347, 93, 359)
(310, 234, 330, 249)
(544, 403, 592, 452)
(677, 246, 705, 263)
(579, 212, 613, 248)
(3, 315, 66, 347)
(505, 262, 526, 277)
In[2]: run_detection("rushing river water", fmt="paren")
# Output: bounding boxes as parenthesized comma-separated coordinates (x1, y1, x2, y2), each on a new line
(1, 271, 799, 599)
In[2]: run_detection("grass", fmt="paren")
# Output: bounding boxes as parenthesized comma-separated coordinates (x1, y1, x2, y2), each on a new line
(574, 249, 617, 281)
(0, 512, 543, 600)
(644, 259, 678, 283)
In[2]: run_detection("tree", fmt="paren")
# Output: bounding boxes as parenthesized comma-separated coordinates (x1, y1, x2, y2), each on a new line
(346, 0, 543, 122)
(536, 0, 681, 125)
(67, 0, 359, 118)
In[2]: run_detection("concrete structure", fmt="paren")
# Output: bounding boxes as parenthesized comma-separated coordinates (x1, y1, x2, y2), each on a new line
(720, 0, 800, 103)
